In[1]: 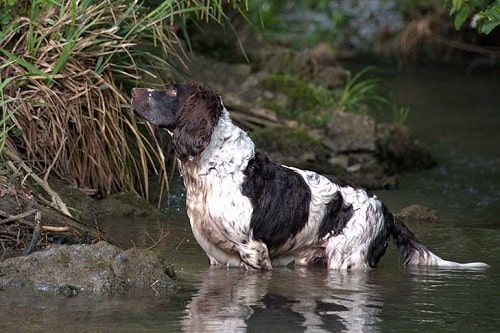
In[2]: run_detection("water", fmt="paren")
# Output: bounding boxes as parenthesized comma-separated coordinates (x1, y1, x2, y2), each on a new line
(1, 65, 500, 332)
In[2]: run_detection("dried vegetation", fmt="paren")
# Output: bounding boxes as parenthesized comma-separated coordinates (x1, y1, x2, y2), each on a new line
(0, 0, 247, 256)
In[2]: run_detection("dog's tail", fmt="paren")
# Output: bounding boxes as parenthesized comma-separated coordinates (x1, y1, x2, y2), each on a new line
(388, 211, 489, 269)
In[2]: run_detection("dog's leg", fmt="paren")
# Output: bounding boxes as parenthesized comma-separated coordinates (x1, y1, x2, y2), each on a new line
(294, 246, 327, 266)
(239, 240, 273, 270)
(325, 234, 369, 270)
(208, 255, 222, 266)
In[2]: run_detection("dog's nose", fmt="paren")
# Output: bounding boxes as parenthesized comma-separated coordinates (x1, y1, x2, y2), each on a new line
(131, 88, 140, 98)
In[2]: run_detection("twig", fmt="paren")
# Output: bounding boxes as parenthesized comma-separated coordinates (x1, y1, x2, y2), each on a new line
(0, 208, 37, 224)
(24, 211, 42, 255)
(144, 228, 170, 251)
(41, 225, 70, 232)
(175, 237, 186, 251)
(4, 148, 73, 218)
(431, 34, 499, 58)
(43, 136, 67, 183)
(93, 215, 103, 242)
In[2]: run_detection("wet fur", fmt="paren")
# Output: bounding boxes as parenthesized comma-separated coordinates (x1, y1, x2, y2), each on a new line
(132, 82, 489, 270)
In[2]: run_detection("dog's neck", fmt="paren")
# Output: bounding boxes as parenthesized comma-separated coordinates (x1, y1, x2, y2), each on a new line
(179, 108, 255, 183)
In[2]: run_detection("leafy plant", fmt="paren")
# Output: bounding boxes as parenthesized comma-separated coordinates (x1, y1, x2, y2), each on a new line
(335, 67, 389, 114)
(391, 104, 410, 124)
(447, 0, 500, 34)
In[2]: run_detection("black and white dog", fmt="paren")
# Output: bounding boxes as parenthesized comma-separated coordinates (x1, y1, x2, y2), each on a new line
(132, 82, 488, 270)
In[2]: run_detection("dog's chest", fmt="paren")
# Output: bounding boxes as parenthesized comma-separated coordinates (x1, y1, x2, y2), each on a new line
(182, 167, 253, 252)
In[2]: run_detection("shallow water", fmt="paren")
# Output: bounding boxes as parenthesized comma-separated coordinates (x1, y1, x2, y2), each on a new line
(1, 64, 500, 332)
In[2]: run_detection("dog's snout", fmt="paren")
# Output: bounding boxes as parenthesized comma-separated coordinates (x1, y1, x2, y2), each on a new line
(131, 88, 139, 98)
(131, 88, 147, 100)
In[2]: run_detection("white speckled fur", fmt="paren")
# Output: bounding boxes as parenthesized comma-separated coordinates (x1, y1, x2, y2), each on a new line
(180, 109, 256, 268)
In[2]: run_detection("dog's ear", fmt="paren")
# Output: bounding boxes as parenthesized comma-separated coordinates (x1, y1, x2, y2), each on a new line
(173, 83, 223, 160)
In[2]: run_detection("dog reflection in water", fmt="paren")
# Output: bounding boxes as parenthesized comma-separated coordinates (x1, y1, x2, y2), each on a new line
(181, 267, 380, 333)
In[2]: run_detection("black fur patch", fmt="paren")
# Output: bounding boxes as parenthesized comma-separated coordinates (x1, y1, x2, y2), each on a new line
(242, 152, 311, 251)
(366, 203, 393, 268)
(391, 214, 427, 264)
(317, 191, 354, 240)
(173, 82, 223, 161)
(326, 175, 375, 198)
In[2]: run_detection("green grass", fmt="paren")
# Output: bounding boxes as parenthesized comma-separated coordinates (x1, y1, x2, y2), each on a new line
(335, 67, 390, 114)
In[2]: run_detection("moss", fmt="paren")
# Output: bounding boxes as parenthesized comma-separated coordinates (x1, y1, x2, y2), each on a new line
(250, 126, 343, 175)
(258, 75, 334, 127)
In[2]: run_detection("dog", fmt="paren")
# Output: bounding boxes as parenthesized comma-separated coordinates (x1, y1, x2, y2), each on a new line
(132, 82, 489, 270)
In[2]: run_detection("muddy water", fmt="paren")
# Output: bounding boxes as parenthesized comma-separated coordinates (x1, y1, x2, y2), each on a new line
(1, 65, 500, 332)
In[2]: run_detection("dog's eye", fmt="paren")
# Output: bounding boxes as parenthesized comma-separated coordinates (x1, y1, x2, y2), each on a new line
(167, 89, 177, 97)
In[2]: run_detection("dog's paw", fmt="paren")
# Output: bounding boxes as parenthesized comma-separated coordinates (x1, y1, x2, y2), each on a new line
(240, 240, 273, 270)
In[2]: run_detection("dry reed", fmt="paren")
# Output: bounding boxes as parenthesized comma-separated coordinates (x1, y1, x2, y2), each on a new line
(0, 0, 246, 198)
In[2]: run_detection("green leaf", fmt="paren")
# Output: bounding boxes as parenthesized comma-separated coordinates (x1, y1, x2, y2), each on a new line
(450, 0, 463, 15)
(454, 6, 470, 30)
(476, 3, 500, 34)
(479, 20, 500, 34)
(0, 49, 51, 81)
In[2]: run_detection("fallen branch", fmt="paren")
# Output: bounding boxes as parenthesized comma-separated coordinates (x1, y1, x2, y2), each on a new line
(0, 208, 37, 224)
(3, 148, 73, 218)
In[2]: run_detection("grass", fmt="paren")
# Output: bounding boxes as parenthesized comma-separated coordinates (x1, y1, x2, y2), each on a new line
(258, 67, 408, 128)
(335, 66, 390, 114)
(0, 0, 247, 197)
(0, 70, 17, 157)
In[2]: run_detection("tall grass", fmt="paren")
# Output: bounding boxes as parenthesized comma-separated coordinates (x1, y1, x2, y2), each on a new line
(0, 69, 18, 156)
(336, 67, 389, 114)
(0, 0, 247, 197)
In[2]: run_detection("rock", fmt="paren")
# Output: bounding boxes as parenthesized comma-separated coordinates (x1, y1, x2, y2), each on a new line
(314, 65, 350, 89)
(0, 241, 176, 296)
(396, 204, 438, 224)
(325, 111, 377, 153)
(249, 125, 396, 189)
(250, 126, 340, 174)
(95, 191, 162, 219)
(395, 204, 438, 233)
(376, 123, 436, 174)
(298, 42, 351, 89)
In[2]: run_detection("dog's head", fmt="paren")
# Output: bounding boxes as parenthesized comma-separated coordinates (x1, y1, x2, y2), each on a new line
(132, 82, 223, 161)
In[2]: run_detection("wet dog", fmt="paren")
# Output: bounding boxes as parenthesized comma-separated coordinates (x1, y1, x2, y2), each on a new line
(132, 82, 489, 270)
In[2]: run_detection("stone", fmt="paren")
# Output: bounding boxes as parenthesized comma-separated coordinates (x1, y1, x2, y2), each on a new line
(326, 111, 377, 153)
(0, 241, 176, 295)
